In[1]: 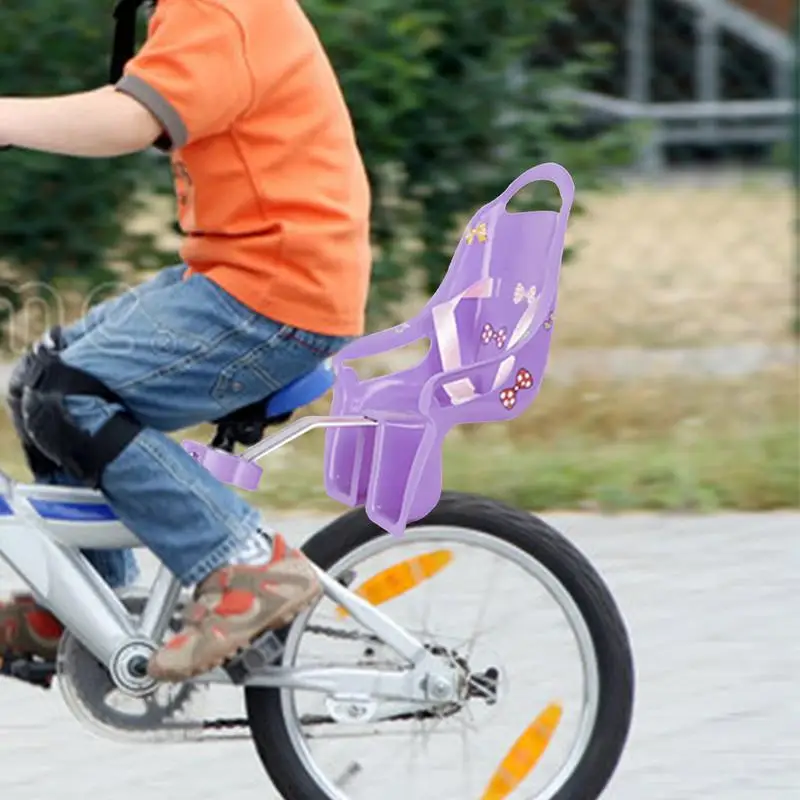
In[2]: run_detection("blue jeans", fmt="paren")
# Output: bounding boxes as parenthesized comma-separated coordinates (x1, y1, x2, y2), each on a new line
(39, 266, 348, 588)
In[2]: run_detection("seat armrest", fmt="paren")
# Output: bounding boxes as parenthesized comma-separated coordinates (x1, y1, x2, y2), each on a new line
(418, 358, 499, 413)
(332, 313, 432, 370)
(418, 297, 552, 413)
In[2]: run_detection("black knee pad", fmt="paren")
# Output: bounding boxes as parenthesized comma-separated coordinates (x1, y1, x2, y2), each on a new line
(15, 345, 142, 488)
(7, 328, 67, 478)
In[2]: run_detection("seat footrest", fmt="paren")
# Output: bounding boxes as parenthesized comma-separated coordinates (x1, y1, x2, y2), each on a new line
(182, 441, 263, 491)
(324, 424, 376, 508)
(324, 414, 442, 537)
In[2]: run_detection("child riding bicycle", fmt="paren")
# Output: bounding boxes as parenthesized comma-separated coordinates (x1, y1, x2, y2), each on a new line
(0, 0, 371, 682)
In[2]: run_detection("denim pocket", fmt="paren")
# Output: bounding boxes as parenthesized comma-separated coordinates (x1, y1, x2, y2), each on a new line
(211, 330, 287, 412)
(210, 326, 349, 415)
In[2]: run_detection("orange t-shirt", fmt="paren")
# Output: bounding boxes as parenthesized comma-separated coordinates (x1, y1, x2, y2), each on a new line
(116, 0, 372, 337)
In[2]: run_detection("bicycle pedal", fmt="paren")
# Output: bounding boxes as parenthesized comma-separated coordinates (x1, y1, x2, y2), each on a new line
(0, 654, 55, 690)
(222, 570, 356, 685)
(223, 629, 285, 684)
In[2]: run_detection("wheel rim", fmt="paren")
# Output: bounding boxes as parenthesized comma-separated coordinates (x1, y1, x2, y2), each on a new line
(279, 525, 601, 800)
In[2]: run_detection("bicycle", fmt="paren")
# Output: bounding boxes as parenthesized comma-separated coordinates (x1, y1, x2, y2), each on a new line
(0, 163, 634, 800)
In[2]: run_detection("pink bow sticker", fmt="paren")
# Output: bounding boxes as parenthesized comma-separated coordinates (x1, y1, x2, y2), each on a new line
(513, 282, 537, 305)
(481, 322, 507, 348)
(499, 368, 534, 410)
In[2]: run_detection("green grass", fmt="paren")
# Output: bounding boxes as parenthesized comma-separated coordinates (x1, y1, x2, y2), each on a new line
(0, 368, 795, 513)
(240, 420, 798, 514)
(183, 368, 800, 512)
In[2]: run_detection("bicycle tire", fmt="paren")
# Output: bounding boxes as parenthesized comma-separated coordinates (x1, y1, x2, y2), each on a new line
(246, 492, 635, 800)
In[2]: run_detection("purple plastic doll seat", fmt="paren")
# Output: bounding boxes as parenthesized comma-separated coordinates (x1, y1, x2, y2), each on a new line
(324, 162, 575, 536)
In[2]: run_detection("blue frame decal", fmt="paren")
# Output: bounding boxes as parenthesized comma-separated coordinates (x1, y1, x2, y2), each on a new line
(0, 497, 12, 517)
(29, 499, 118, 522)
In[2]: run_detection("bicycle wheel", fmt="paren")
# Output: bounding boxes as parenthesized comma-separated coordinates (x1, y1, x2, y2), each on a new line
(246, 492, 634, 800)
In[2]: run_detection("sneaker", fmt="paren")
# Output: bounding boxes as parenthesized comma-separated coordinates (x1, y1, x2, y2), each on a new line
(147, 534, 321, 682)
(0, 594, 64, 662)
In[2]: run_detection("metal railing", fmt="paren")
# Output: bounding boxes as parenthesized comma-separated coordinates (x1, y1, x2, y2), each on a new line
(562, 0, 796, 171)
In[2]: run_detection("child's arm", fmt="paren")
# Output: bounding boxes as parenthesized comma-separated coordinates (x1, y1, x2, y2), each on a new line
(0, 85, 163, 157)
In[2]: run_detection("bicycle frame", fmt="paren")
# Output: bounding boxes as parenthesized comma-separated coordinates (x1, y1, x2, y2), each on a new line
(0, 416, 457, 704)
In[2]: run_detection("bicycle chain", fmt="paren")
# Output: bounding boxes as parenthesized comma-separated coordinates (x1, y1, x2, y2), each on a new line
(202, 623, 435, 732)
(5, 622, 453, 732)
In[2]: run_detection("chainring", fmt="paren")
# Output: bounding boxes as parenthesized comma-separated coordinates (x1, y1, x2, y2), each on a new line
(56, 596, 207, 743)
(54, 595, 500, 740)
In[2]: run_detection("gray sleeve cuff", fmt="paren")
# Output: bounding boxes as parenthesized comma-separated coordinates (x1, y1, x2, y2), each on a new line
(116, 74, 188, 149)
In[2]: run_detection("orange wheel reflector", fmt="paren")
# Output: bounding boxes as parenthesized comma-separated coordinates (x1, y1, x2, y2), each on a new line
(335, 550, 454, 617)
(479, 702, 563, 800)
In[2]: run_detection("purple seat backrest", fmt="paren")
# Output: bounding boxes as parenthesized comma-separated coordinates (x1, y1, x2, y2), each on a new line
(423, 162, 575, 418)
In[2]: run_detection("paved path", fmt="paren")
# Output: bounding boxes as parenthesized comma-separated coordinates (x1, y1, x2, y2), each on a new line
(0, 512, 797, 799)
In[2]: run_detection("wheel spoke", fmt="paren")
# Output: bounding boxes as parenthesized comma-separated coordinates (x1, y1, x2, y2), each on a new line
(259, 512, 626, 800)
(464, 552, 502, 661)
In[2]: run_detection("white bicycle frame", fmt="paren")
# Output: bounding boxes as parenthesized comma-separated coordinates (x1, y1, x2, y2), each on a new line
(0, 416, 458, 704)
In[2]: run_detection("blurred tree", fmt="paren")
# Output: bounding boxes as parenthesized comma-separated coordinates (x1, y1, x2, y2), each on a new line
(0, 0, 172, 333)
(305, 0, 632, 314)
(0, 0, 629, 334)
